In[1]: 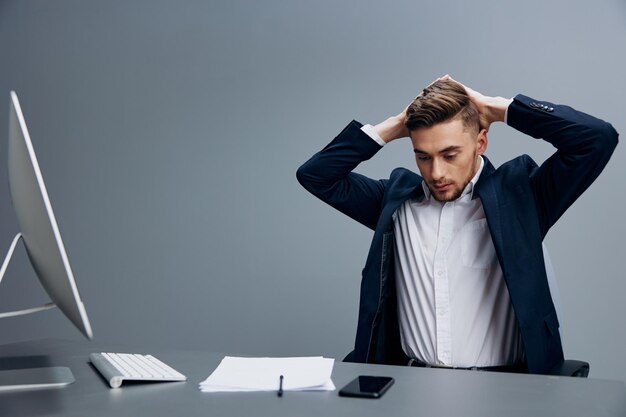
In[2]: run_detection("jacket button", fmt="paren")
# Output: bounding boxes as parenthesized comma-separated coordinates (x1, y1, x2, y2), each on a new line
(530, 101, 554, 112)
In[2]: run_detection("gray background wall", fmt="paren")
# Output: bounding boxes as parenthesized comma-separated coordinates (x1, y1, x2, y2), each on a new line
(0, 0, 624, 382)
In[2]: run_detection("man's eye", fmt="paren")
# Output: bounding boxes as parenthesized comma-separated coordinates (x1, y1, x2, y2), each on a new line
(444, 154, 457, 160)
(416, 155, 431, 161)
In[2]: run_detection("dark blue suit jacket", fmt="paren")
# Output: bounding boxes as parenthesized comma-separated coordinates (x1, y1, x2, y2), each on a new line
(297, 94, 617, 374)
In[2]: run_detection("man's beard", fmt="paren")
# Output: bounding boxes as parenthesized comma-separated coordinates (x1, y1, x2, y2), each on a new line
(428, 154, 480, 202)
(430, 183, 464, 202)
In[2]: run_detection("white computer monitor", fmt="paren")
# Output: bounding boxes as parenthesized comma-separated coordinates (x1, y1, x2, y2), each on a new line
(0, 91, 93, 390)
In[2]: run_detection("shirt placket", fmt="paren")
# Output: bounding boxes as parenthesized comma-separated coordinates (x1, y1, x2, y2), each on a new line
(434, 202, 453, 365)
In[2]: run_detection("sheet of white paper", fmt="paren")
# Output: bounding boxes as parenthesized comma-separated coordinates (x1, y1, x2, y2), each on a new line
(199, 379, 336, 393)
(199, 356, 335, 392)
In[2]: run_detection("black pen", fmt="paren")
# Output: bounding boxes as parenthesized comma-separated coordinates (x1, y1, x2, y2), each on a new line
(277, 375, 284, 397)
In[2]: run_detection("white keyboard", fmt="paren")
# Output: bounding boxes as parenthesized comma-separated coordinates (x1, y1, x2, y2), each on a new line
(89, 352, 187, 388)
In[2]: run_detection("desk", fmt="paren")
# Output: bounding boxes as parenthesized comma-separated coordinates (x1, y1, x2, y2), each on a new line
(0, 339, 624, 417)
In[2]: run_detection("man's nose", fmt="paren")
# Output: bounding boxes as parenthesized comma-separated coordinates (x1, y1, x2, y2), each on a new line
(431, 158, 445, 181)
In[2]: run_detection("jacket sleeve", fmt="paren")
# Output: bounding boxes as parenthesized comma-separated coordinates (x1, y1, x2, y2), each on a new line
(296, 121, 388, 231)
(507, 94, 618, 238)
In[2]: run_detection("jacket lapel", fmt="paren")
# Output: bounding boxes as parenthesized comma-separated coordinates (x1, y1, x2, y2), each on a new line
(474, 157, 505, 270)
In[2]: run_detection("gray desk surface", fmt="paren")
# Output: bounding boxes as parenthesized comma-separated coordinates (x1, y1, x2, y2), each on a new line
(0, 338, 624, 417)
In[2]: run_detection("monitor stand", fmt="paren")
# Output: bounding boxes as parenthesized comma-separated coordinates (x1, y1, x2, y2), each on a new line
(0, 233, 57, 318)
(0, 367, 75, 391)
(0, 233, 74, 391)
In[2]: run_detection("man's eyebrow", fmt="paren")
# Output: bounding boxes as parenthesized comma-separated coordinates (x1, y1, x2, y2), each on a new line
(413, 145, 463, 154)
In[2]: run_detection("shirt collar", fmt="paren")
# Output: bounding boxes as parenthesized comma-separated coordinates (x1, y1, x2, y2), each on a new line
(421, 156, 485, 201)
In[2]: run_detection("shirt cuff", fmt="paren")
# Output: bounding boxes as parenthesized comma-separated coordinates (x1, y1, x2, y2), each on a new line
(360, 124, 386, 147)
(504, 99, 512, 125)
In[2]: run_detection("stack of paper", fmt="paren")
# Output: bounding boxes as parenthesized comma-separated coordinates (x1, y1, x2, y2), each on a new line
(199, 356, 335, 392)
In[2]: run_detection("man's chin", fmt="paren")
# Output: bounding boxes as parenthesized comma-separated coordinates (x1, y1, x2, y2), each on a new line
(431, 188, 463, 202)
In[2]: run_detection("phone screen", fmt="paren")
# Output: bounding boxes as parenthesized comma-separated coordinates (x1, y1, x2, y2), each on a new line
(338, 376, 394, 398)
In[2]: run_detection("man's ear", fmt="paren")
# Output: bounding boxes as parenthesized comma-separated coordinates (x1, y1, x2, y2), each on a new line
(476, 128, 488, 155)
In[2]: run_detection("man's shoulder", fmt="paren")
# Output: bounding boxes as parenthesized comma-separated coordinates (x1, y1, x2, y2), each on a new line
(375, 167, 422, 199)
(475, 155, 541, 198)
(485, 154, 539, 181)
(389, 167, 422, 183)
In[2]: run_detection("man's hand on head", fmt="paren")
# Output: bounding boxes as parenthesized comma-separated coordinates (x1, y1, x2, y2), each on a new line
(372, 110, 410, 144)
(448, 76, 513, 131)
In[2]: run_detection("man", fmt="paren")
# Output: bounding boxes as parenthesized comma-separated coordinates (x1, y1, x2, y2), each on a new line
(296, 76, 618, 374)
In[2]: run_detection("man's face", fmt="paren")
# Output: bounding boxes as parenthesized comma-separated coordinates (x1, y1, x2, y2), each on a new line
(410, 118, 487, 202)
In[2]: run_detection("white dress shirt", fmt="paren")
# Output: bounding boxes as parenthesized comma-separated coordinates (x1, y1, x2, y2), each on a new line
(361, 125, 523, 368)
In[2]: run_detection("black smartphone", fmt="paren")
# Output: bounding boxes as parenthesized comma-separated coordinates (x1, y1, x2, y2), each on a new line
(338, 375, 395, 399)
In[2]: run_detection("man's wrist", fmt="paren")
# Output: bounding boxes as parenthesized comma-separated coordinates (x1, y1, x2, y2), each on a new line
(485, 97, 513, 125)
(373, 114, 408, 143)
(361, 124, 386, 147)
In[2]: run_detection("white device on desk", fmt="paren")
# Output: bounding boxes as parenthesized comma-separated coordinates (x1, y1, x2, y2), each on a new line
(89, 352, 187, 388)
(0, 92, 93, 391)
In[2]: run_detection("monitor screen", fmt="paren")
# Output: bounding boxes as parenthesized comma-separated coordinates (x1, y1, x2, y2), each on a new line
(4, 91, 92, 339)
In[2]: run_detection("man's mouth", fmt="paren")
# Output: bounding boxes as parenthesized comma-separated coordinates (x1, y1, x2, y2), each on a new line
(433, 183, 451, 191)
